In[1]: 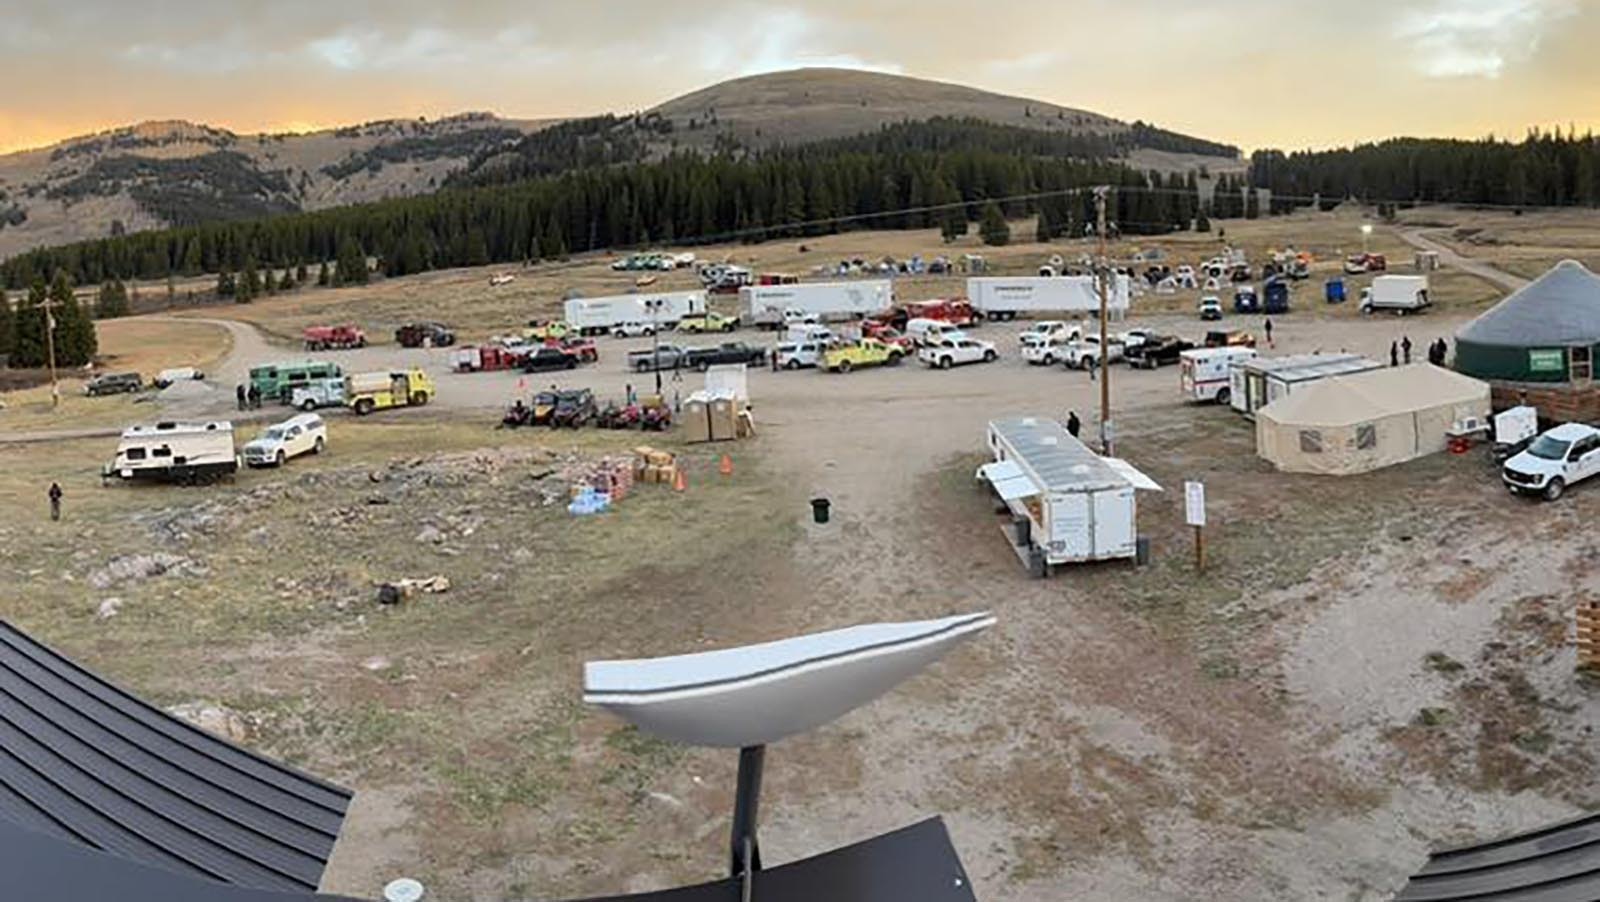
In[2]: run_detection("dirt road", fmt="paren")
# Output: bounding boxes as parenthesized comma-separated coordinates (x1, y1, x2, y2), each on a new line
(1400, 229, 1528, 292)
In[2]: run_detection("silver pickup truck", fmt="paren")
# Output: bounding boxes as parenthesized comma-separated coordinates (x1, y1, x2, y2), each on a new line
(628, 344, 693, 373)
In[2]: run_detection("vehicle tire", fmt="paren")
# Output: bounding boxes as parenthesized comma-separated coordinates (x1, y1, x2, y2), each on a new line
(723, 323, 735, 333)
(983, 350, 997, 362)
(1544, 478, 1566, 502)
(300, 399, 316, 412)
(411, 392, 429, 406)
(275, 451, 286, 467)
(355, 398, 375, 416)
(887, 353, 903, 366)
(1215, 387, 1231, 406)
(313, 437, 325, 454)
(696, 358, 711, 373)
(1043, 354, 1056, 366)
(839, 359, 853, 374)
(613, 330, 626, 339)
(785, 359, 801, 370)
(939, 356, 953, 370)
(566, 359, 577, 370)
(635, 361, 651, 374)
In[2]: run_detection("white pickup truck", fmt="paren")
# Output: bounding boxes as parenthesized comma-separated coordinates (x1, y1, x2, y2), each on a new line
(1502, 423, 1600, 501)
(1061, 335, 1125, 370)
(1021, 334, 1077, 366)
(918, 337, 998, 369)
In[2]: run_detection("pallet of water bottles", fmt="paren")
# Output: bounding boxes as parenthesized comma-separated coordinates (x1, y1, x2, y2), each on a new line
(566, 457, 637, 515)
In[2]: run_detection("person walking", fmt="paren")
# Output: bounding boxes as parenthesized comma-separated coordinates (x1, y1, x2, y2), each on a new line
(1263, 317, 1274, 349)
(235, 384, 246, 410)
(1066, 411, 1081, 438)
(625, 383, 637, 405)
(1390, 341, 1399, 367)
(1402, 335, 1413, 365)
(47, 483, 62, 522)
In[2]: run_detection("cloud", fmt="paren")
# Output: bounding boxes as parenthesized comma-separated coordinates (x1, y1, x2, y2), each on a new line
(1397, 0, 1577, 78)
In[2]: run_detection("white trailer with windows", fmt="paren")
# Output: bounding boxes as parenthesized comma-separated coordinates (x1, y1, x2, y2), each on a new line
(563, 290, 706, 335)
(1180, 347, 1257, 404)
(739, 280, 892, 328)
(1229, 353, 1382, 417)
(102, 421, 238, 485)
(979, 417, 1161, 576)
(966, 274, 1131, 321)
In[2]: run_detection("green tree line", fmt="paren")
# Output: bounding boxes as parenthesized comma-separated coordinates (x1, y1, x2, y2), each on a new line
(1249, 128, 1600, 208)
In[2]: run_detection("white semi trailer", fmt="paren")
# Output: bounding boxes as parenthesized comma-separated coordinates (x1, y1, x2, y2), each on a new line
(563, 290, 707, 335)
(740, 280, 892, 329)
(966, 274, 1131, 321)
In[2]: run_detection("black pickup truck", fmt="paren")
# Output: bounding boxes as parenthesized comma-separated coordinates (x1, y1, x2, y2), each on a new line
(1126, 336, 1196, 369)
(683, 342, 768, 372)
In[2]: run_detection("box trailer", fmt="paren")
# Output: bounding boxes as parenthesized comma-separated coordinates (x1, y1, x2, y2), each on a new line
(564, 290, 706, 335)
(103, 421, 238, 485)
(979, 418, 1162, 575)
(1360, 275, 1430, 315)
(739, 280, 892, 329)
(1229, 354, 1382, 416)
(966, 275, 1131, 321)
(1180, 347, 1257, 404)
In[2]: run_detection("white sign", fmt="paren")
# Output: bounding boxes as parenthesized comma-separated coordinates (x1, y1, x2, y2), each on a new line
(1184, 481, 1206, 527)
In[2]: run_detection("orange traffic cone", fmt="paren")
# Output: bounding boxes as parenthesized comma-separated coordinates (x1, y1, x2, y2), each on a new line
(719, 454, 733, 477)
(673, 467, 687, 492)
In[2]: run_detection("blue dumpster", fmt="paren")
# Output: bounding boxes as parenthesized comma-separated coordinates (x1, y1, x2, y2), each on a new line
(1325, 278, 1346, 303)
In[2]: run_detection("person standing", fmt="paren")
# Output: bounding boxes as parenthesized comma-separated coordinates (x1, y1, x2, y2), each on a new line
(247, 384, 261, 409)
(1390, 341, 1399, 367)
(625, 383, 637, 405)
(1402, 335, 1413, 365)
(235, 384, 246, 410)
(1066, 411, 1081, 438)
(1263, 317, 1274, 349)
(47, 483, 62, 522)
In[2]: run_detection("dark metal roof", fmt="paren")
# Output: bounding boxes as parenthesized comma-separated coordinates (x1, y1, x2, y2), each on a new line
(0, 619, 353, 893)
(3, 812, 973, 902)
(1458, 260, 1600, 348)
(1396, 812, 1600, 901)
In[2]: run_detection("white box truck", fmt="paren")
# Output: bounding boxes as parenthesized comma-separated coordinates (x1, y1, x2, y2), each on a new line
(966, 274, 1131, 321)
(1179, 347, 1257, 404)
(979, 417, 1162, 576)
(102, 421, 238, 485)
(564, 291, 706, 336)
(739, 280, 892, 329)
(1360, 275, 1430, 315)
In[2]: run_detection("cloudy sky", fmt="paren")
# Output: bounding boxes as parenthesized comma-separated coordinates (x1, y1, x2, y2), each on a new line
(2, 0, 1596, 154)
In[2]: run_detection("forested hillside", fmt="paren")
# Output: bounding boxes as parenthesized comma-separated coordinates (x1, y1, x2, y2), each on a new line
(1250, 129, 1600, 208)
(0, 117, 1225, 289)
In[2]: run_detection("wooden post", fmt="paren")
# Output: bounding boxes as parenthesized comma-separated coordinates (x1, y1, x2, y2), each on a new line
(1193, 525, 1205, 572)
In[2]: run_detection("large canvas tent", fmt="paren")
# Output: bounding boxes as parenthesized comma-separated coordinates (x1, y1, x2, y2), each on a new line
(1256, 365, 1490, 475)
(1456, 260, 1600, 382)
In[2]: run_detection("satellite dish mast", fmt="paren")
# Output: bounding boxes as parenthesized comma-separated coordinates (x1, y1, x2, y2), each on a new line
(584, 612, 995, 893)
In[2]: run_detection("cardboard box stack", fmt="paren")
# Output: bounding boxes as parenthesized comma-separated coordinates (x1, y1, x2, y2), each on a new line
(633, 445, 678, 484)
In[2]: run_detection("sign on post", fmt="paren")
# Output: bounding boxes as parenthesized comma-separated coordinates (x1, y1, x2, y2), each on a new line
(1185, 481, 1206, 571)
(1184, 481, 1206, 527)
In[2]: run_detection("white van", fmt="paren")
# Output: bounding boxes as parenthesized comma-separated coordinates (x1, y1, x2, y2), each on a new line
(242, 413, 327, 467)
(1179, 347, 1257, 404)
(775, 341, 825, 370)
(905, 318, 967, 347)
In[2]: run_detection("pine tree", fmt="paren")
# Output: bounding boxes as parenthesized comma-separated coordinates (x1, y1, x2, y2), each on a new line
(49, 270, 96, 366)
(1034, 207, 1055, 244)
(1245, 188, 1261, 220)
(296, 260, 309, 286)
(12, 280, 47, 367)
(335, 238, 368, 285)
(96, 280, 131, 319)
(0, 290, 14, 361)
(263, 267, 277, 295)
(216, 269, 236, 298)
(317, 261, 330, 287)
(978, 201, 1010, 247)
(1195, 206, 1212, 233)
(238, 259, 259, 301)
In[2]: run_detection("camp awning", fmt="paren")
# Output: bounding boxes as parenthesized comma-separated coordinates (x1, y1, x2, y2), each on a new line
(1103, 458, 1163, 492)
(977, 460, 1038, 501)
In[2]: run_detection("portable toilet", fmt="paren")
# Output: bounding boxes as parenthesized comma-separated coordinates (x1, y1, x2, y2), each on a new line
(1263, 278, 1290, 314)
(1233, 284, 1259, 313)
(1325, 278, 1346, 303)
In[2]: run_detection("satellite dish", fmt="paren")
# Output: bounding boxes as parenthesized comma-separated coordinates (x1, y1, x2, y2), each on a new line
(584, 613, 995, 748)
(384, 878, 425, 902)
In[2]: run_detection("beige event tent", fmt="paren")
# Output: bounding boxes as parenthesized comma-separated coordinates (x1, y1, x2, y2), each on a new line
(1256, 364, 1490, 475)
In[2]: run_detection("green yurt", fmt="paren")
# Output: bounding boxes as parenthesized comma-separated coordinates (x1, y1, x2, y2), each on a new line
(1456, 260, 1600, 382)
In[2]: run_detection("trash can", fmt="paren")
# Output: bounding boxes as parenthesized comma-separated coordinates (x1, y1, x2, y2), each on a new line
(810, 498, 831, 524)
(1027, 547, 1048, 579)
(1135, 537, 1151, 566)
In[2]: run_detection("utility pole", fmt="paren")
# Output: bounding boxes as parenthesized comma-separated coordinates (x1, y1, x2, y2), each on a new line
(39, 296, 61, 409)
(1095, 186, 1112, 456)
